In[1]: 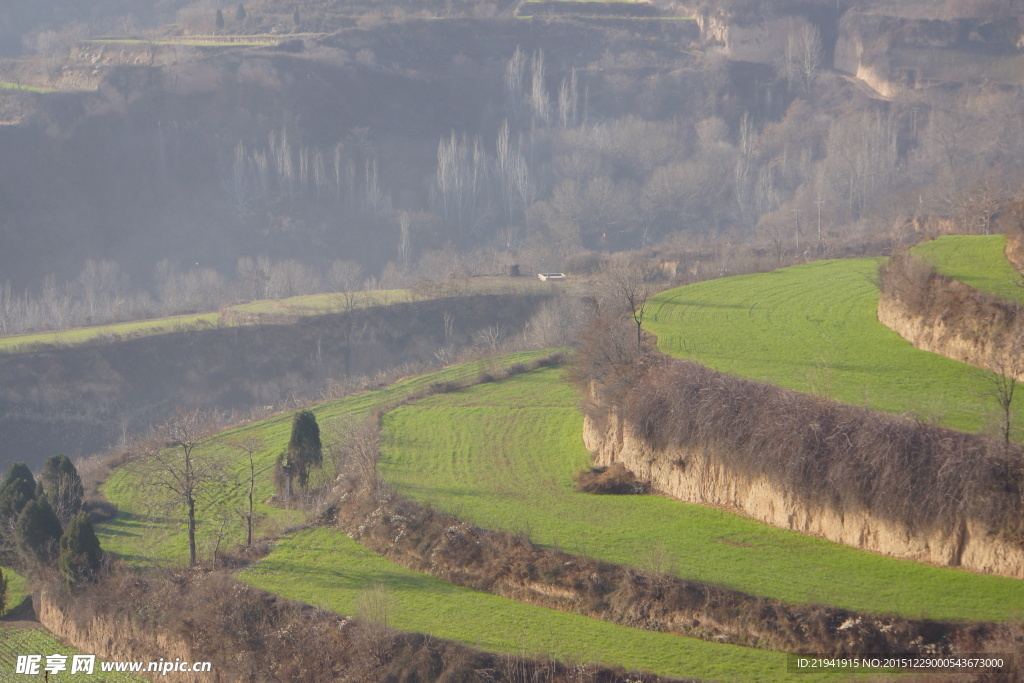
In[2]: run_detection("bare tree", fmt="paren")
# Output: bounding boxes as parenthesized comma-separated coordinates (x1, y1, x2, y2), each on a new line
(504, 46, 527, 119)
(529, 50, 550, 126)
(979, 338, 1024, 453)
(795, 25, 823, 94)
(606, 261, 653, 348)
(229, 436, 264, 547)
(142, 408, 223, 566)
(328, 417, 382, 489)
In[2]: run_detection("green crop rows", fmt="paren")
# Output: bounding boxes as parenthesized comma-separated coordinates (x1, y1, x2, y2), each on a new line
(379, 367, 1024, 621)
(910, 234, 1024, 304)
(645, 257, 1024, 434)
(240, 528, 846, 683)
(0, 626, 146, 681)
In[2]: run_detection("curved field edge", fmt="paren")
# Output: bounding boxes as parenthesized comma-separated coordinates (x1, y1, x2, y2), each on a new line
(910, 235, 1024, 305)
(96, 349, 561, 566)
(0, 625, 147, 681)
(643, 257, 1024, 435)
(239, 528, 846, 683)
(94, 349, 847, 683)
(378, 366, 1024, 621)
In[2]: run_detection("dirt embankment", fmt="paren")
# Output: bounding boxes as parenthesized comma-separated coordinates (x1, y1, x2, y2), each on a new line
(576, 348, 1024, 579)
(34, 585, 202, 683)
(334, 471, 988, 654)
(36, 569, 672, 683)
(583, 407, 1024, 577)
(1005, 233, 1024, 273)
(876, 252, 1024, 381)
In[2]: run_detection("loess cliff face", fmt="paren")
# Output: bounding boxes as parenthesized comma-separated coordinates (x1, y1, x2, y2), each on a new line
(582, 404, 1024, 578)
(876, 293, 1024, 382)
(34, 586, 204, 683)
(876, 250, 1024, 382)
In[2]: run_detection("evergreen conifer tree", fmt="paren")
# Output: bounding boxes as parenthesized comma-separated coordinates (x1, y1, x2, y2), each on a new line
(287, 410, 322, 491)
(15, 496, 62, 566)
(59, 513, 103, 586)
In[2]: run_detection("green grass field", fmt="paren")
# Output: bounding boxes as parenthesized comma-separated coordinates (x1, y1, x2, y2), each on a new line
(644, 257, 1024, 435)
(0, 625, 147, 681)
(97, 350, 557, 566)
(240, 528, 845, 683)
(229, 289, 412, 315)
(910, 234, 1024, 304)
(380, 367, 1024, 621)
(99, 350, 859, 682)
(0, 312, 220, 353)
(0, 82, 56, 93)
(0, 289, 410, 353)
(1, 566, 27, 617)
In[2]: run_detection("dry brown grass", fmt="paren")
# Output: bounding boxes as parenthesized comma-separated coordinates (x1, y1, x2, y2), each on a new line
(574, 463, 650, 495)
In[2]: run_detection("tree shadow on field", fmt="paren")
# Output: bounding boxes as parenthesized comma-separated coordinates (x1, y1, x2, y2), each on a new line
(99, 511, 180, 536)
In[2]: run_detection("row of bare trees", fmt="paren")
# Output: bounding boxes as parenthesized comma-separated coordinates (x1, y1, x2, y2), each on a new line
(0, 256, 375, 338)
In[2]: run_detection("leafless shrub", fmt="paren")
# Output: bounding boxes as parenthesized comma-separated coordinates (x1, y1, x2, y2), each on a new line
(614, 354, 1024, 544)
(574, 463, 649, 495)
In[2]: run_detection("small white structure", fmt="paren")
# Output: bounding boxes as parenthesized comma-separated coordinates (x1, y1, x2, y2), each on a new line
(537, 273, 566, 281)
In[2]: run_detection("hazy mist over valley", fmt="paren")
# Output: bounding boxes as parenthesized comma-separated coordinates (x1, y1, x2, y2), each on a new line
(4, 1, 1024, 681)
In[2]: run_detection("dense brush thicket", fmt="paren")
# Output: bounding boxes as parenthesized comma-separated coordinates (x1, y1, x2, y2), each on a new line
(878, 251, 1024, 356)
(569, 307, 1024, 543)
(617, 356, 1024, 541)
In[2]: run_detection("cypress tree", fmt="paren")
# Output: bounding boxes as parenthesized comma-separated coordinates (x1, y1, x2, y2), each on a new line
(15, 496, 62, 566)
(59, 513, 103, 586)
(0, 463, 37, 561)
(1, 463, 36, 505)
(287, 410, 322, 491)
(216, 9, 225, 30)
(235, 3, 246, 22)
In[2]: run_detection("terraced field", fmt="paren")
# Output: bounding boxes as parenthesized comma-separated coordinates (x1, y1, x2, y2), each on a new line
(100, 351, 856, 682)
(95, 240, 1024, 679)
(644, 257, 1024, 434)
(380, 367, 1024, 621)
(0, 626, 146, 681)
(241, 528, 826, 683)
(910, 234, 1024, 304)
(98, 350, 557, 566)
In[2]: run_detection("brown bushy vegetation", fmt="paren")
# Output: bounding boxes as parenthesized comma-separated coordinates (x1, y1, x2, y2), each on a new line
(331, 433, 988, 655)
(572, 314, 1024, 547)
(41, 568, 682, 682)
(878, 251, 1024, 358)
(574, 463, 650, 495)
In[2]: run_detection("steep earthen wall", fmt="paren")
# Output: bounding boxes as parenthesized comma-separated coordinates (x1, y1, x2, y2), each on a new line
(877, 292, 1023, 382)
(582, 409, 1024, 577)
(34, 586, 204, 683)
(1006, 233, 1024, 273)
(876, 256, 1024, 381)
